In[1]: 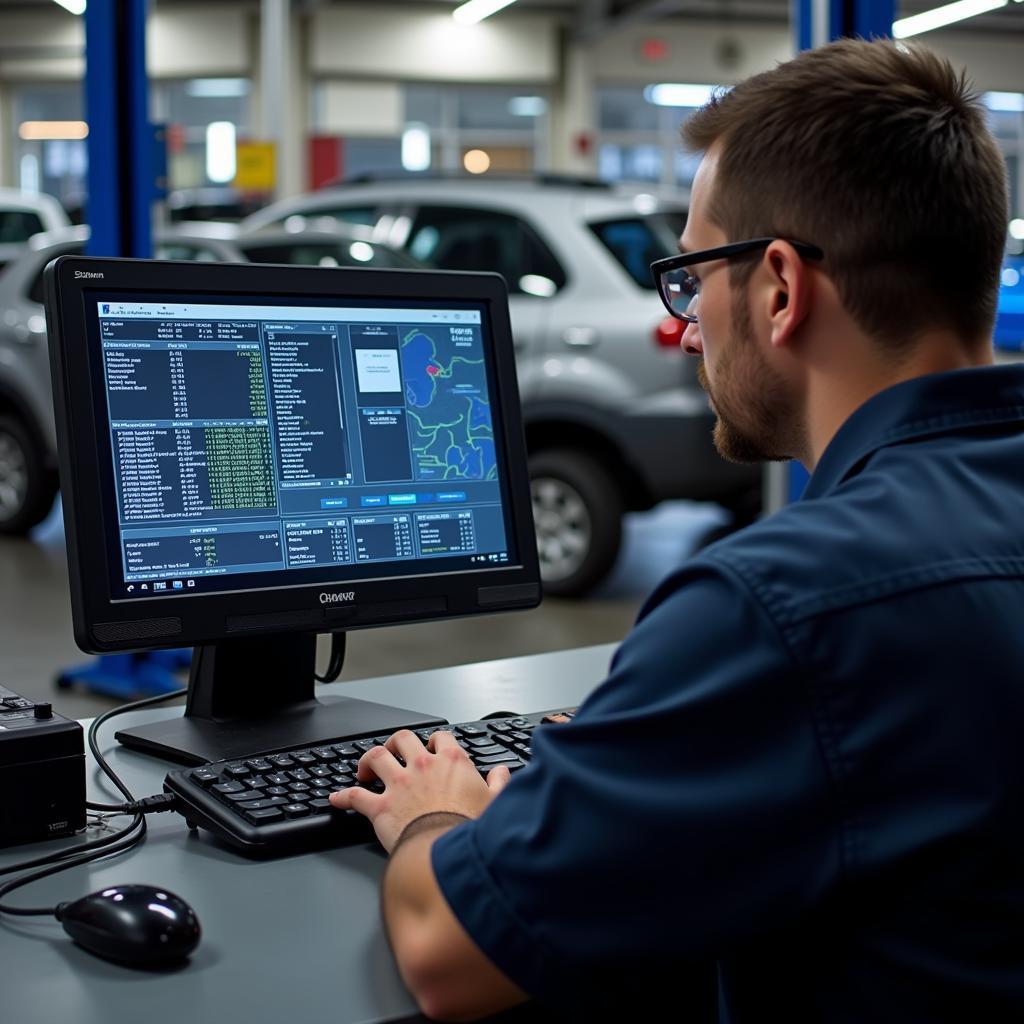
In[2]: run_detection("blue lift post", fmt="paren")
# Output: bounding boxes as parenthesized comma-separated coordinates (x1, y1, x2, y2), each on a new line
(56, 0, 187, 700)
(777, 0, 896, 503)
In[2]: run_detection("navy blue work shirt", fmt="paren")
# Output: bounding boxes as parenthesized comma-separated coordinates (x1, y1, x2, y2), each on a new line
(432, 364, 1024, 1022)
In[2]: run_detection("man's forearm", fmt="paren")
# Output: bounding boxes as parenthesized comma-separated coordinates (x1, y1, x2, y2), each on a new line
(382, 820, 527, 1022)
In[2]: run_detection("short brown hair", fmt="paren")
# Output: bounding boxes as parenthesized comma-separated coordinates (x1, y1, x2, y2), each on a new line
(682, 38, 1008, 349)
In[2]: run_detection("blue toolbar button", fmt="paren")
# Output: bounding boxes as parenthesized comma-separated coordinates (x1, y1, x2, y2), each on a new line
(388, 493, 417, 505)
(437, 491, 466, 502)
(360, 495, 386, 507)
(321, 497, 348, 509)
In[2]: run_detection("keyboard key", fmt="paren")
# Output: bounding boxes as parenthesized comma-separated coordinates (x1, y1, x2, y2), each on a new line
(332, 744, 359, 758)
(237, 796, 288, 812)
(289, 781, 311, 793)
(457, 725, 489, 738)
(466, 743, 505, 757)
(212, 781, 246, 795)
(246, 759, 273, 773)
(311, 788, 330, 799)
(224, 765, 251, 779)
(474, 753, 523, 767)
(310, 748, 335, 761)
(190, 768, 219, 787)
(269, 755, 295, 768)
(308, 799, 332, 813)
(246, 775, 270, 789)
(245, 807, 284, 823)
(294, 753, 318, 765)
(489, 722, 513, 734)
(354, 739, 379, 753)
(309, 765, 332, 778)
(288, 769, 312, 782)
(283, 803, 310, 818)
(266, 786, 289, 797)
(509, 719, 530, 729)
(331, 774, 354, 788)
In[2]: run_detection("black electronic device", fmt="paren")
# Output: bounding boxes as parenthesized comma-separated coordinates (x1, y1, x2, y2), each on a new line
(164, 707, 575, 854)
(56, 884, 201, 967)
(44, 257, 541, 765)
(0, 685, 86, 847)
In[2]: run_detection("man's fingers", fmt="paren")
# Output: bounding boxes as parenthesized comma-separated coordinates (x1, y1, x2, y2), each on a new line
(384, 729, 428, 765)
(486, 765, 512, 795)
(356, 743, 402, 784)
(328, 785, 381, 818)
(427, 729, 463, 754)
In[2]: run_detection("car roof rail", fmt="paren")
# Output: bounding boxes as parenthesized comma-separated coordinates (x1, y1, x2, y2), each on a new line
(322, 171, 613, 190)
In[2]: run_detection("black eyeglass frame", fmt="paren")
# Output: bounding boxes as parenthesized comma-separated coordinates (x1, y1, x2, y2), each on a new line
(650, 238, 825, 323)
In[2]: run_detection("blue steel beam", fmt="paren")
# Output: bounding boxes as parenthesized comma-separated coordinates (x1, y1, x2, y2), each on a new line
(783, 0, 895, 502)
(84, 0, 153, 258)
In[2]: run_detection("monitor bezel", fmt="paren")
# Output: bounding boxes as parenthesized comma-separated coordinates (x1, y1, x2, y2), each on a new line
(45, 256, 540, 654)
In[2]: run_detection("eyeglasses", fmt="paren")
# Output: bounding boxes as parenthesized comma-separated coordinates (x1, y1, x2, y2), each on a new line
(650, 238, 825, 323)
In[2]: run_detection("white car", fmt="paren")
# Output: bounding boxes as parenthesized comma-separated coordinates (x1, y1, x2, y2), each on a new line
(0, 188, 70, 271)
(242, 177, 761, 596)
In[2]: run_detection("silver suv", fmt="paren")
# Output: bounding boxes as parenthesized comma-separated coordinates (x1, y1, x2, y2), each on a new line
(243, 177, 760, 596)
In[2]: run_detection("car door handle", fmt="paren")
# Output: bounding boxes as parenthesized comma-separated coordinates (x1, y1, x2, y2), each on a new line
(562, 326, 598, 348)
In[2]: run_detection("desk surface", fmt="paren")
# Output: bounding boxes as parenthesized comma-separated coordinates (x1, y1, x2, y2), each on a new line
(1, 643, 617, 1024)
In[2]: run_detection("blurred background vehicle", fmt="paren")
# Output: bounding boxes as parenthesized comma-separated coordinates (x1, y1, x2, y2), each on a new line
(0, 187, 71, 272)
(0, 221, 425, 539)
(241, 174, 761, 596)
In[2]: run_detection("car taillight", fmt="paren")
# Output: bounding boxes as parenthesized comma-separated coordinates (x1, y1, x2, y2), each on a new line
(653, 316, 685, 349)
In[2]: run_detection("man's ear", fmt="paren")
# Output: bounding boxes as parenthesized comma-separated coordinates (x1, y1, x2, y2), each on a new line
(763, 241, 813, 349)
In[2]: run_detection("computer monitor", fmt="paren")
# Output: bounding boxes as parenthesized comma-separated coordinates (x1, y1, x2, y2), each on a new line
(45, 256, 540, 765)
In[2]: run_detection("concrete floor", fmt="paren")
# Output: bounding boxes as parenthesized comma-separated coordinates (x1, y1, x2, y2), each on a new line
(0, 498, 725, 720)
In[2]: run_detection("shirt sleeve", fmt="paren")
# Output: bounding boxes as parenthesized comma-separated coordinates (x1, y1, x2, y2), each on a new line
(431, 556, 841, 1007)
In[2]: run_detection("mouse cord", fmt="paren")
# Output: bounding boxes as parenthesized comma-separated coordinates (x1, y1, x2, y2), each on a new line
(0, 686, 187, 918)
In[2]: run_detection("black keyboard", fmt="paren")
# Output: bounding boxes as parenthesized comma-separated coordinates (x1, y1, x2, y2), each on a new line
(163, 708, 576, 855)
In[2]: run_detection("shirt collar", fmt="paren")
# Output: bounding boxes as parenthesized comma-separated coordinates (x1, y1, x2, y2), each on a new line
(803, 363, 1024, 500)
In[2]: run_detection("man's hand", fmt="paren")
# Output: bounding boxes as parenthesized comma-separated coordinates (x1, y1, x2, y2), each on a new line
(328, 729, 511, 853)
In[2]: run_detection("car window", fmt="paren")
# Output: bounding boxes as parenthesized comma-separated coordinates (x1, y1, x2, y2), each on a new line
(406, 206, 567, 297)
(0, 210, 45, 244)
(589, 213, 686, 289)
(240, 240, 419, 269)
(281, 207, 379, 231)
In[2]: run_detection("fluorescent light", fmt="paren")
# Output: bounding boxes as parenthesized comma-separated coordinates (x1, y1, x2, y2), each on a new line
(1010, 219, 1024, 240)
(452, 0, 517, 25)
(53, 0, 86, 14)
(401, 124, 431, 173)
(984, 91, 1024, 112)
(19, 121, 89, 140)
(644, 83, 721, 108)
(206, 122, 236, 184)
(508, 96, 547, 117)
(186, 79, 250, 99)
(893, 0, 1006, 38)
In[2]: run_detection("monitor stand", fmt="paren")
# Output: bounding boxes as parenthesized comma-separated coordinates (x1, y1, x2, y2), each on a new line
(114, 633, 447, 766)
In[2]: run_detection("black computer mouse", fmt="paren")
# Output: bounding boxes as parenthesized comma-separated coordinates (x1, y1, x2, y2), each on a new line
(55, 884, 201, 967)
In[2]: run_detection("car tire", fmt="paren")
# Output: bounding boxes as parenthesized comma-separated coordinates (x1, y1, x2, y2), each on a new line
(529, 449, 623, 598)
(0, 414, 58, 536)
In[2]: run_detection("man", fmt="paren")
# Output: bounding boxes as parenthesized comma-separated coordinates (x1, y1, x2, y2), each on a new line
(330, 39, 1024, 1022)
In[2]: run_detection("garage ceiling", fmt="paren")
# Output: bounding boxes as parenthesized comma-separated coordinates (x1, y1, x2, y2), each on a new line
(1, 0, 1022, 36)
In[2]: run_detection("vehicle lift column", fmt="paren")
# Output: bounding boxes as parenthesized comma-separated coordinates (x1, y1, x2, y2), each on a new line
(56, 0, 187, 699)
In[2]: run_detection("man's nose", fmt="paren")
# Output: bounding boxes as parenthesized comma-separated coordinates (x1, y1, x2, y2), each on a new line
(681, 320, 703, 356)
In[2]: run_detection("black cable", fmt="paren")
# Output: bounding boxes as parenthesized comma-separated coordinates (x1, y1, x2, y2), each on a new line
(0, 686, 187, 918)
(314, 631, 346, 683)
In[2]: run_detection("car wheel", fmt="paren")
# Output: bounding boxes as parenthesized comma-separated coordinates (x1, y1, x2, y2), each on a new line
(0, 414, 58, 535)
(529, 449, 623, 598)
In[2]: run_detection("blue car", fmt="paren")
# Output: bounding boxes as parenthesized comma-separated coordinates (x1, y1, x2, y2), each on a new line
(995, 250, 1024, 351)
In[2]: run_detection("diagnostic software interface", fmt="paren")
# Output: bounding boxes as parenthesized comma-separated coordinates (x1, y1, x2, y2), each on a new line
(91, 297, 516, 600)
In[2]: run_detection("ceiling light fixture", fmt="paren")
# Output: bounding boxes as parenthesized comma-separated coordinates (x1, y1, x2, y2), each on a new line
(52, 0, 86, 14)
(452, 0, 517, 25)
(892, 0, 1012, 38)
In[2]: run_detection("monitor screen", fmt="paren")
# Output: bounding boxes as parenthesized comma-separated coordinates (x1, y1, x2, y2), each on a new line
(46, 259, 539, 763)
(89, 294, 516, 601)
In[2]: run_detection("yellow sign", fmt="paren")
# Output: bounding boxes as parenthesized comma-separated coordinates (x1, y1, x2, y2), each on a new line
(234, 142, 276, 191)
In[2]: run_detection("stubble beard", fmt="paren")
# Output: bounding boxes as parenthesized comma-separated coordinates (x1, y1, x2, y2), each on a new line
(697, 290, 801, 464)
